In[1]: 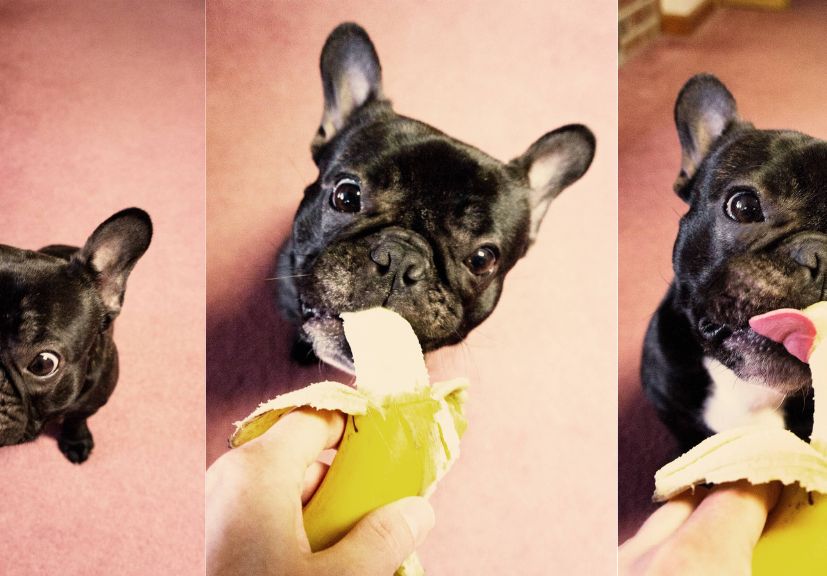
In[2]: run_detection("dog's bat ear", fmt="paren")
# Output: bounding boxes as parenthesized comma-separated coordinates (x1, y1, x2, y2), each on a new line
(673, 74, 740, 199)
(510, 124, 595, 242)
(312, 23, 383, 157)
(73, 208, 152, 318)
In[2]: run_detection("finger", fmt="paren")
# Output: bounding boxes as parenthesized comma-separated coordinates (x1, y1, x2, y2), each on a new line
(228, 408, 344, 548)
(651, 481, 780, 575)
(629, 487, 708, 544)
(313, 496, 435, 576)
(243, 407, 345, 489)
(681, 481, 780, 547)
(619, 487, 707, 569)
(302, 461, 330, 505)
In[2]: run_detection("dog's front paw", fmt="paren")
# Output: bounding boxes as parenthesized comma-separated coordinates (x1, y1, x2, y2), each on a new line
(59, 420, 94, 464)
(59, 435, 94, 464)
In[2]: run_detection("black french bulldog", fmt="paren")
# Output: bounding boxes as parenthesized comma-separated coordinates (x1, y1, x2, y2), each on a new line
(0, 208, 152, 463)
(642, 74, 826, 451)
(277, 23, 596, 372)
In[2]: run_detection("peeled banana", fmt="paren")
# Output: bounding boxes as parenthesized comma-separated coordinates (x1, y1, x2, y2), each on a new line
(653, 301, 827, 574)
(230, 308, 468, 576)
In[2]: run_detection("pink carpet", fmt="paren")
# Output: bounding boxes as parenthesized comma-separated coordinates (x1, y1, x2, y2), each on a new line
(207, 1, 617, 573)
(0, 2, 205, 574)
(619, 0, 827, 543)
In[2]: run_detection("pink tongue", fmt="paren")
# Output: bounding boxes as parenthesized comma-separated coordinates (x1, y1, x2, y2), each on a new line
(749, 309, 816, 364)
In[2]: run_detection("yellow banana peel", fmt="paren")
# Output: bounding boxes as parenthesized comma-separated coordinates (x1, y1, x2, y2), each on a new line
(230, 308, 469, 576)
(653, 301, 827, 574)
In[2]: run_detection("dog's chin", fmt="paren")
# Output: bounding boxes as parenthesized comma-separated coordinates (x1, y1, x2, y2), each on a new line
(0, 421, 36, 447)
(301, 316, 355, 374)
(711, 327, 812, 394)
(0, 400, 32, 446)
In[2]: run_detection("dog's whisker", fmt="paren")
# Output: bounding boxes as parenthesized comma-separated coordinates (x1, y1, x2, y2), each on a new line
(286, 156, 306, 181)
(458, 340, 483, 385)
(265, 274, 309, 281)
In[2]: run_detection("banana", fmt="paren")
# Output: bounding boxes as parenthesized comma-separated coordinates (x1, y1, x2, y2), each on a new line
(653, 301, 827, 574)
(230, 308, 468, 576)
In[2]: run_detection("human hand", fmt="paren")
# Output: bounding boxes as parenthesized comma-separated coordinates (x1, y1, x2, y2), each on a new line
(619, 480, 781, 576)
(207, 407, 435, 576)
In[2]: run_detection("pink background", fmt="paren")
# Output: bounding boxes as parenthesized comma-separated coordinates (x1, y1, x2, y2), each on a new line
(207, 1, 617, 573)
(618, 0, 827, 542)
(0, 1, 205, 574)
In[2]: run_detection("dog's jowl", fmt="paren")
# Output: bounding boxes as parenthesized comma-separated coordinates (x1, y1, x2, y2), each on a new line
(277, 23, 596, 373)
(0, 208, 151, 463)
(642, 74, 827, 450)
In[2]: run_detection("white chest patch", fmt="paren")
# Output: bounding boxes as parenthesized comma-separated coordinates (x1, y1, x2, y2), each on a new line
(702, 358, 787, 433)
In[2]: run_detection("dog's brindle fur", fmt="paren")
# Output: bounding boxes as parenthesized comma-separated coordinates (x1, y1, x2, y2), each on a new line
(277, 23, 596, 372)
(642, 75, 826, 451)
(0, 209, 151, 463)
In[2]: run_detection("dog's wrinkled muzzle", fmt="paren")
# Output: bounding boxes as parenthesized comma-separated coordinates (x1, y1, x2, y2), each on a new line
(785, 232, 827, 297)
(0, 359, 36, 446)
(369, 228, 433, 295)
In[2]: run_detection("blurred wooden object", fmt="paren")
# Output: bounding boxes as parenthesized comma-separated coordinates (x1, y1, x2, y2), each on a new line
(660, 0, 715, 34)
(619, 0, 661, 64)
(721, 0, 790, 9)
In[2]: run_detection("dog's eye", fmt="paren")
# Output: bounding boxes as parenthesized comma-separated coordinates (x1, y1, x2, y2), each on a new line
(725, 189, 764, 223)
(465, 246, 499, 276)
(27, 351, 61, 378)
(330, 178, 361, 213)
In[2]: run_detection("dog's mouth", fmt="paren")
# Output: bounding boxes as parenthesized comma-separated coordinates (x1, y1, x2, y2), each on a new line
(697, 317, 733, 344)
(0, 406, 33, 446)
(696, 312, 812, 393)
(300, 301, 338, 323)
(0, 374, 33, 445)
(299, 303, 355, 373)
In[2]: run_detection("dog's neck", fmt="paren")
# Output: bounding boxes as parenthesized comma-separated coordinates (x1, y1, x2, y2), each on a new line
(702, 357, 787, 433)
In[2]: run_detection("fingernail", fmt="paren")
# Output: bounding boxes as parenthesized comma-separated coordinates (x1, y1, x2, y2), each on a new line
(397, 497, 435, 546)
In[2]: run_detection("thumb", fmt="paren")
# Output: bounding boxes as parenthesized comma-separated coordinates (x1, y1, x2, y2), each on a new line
(314, 497, 435, 575)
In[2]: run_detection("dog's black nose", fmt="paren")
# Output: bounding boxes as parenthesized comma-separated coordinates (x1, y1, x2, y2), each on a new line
(790, 234, 827, 285)
(370, 240, 429, 290)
